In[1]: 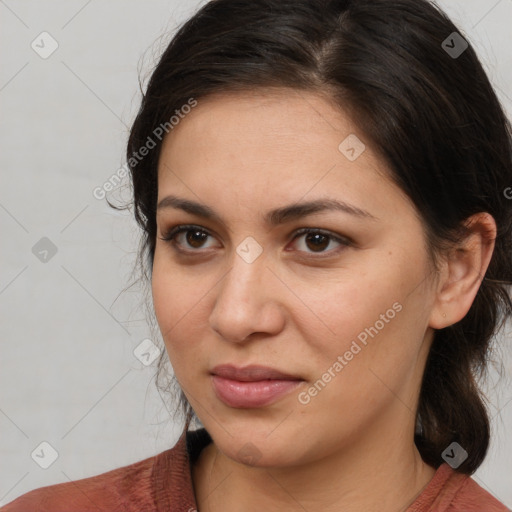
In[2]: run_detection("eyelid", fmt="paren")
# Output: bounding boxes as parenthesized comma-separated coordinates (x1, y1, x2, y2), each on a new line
(292, 227, 353, 247)
(159, 224, 352, 256)
(159, 224, 221, 253)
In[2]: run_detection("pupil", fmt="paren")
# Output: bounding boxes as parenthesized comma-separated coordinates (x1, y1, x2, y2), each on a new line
(306, 233, 328, 251)
(187, 230, 207, 248)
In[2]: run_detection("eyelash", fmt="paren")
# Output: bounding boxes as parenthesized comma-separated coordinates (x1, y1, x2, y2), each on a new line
(158, 224, 352, 258)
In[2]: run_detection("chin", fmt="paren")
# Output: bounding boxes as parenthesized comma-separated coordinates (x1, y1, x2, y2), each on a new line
(206, 420, 310, 468)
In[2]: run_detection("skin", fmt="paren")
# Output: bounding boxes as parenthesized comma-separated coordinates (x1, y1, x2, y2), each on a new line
(151, 88, 496, 512)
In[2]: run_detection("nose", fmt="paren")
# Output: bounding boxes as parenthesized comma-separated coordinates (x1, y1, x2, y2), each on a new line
(208, 248, 286, 344)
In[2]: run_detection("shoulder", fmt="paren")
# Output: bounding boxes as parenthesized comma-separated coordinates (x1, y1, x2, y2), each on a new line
(0, 428, 211, 512)
(448, 472, 510, 512)
(410, 463, 510, 512)
(0, 449, 172, 512)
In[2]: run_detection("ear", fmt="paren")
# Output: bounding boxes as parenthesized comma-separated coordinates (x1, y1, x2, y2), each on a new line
(429, 212, 496, 329)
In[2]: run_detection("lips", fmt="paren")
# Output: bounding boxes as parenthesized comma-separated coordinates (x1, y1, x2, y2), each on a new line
(211, 364, 302, 382)
(210, 364, 304, 408)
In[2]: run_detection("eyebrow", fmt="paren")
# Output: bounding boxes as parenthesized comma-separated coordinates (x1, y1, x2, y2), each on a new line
(156, 195, 377, 226)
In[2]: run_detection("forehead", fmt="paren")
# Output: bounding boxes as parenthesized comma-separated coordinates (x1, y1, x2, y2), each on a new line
(156, 89, 410, 221)
(161, 88, 355, 151)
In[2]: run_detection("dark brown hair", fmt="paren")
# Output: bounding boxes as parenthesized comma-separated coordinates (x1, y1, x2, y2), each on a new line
(122, 0, 512, 474)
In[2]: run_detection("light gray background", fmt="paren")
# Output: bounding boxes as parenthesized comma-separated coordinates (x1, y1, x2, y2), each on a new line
(1, 0, 511, 507)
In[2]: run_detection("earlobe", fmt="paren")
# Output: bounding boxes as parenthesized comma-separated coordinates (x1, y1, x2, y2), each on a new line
(429, 212, 496, 329)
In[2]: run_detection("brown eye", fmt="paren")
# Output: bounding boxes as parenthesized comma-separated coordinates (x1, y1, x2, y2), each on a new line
(291, 228, 351, 256)
(303, 232, 330, 252)
(159, 225, 219, 252)
(184, 229, 209, 248)
(160, 225, 351, 258)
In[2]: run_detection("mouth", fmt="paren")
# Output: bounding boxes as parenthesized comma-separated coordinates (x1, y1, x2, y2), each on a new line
(210, 364, 304, 408)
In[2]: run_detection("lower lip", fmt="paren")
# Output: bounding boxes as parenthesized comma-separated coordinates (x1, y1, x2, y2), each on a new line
(211, 375, 303, 408)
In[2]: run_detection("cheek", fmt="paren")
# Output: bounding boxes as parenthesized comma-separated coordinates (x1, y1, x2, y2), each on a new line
(294, 260, 410, 358)
(151, 248, 224, 383)
(151, 253, 200, 359)
(152, 256, 174, 340)
(295, 252, 431, 391)
(297, 260, 432, 413)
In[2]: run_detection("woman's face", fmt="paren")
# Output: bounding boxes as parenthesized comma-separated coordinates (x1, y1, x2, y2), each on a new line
(152, 89, 439, 467)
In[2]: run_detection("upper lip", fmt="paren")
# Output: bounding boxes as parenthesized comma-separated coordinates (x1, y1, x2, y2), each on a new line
(211, 364, 302, 381)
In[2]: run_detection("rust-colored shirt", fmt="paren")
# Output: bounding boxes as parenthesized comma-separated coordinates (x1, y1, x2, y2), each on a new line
(2, 428, 508, 511)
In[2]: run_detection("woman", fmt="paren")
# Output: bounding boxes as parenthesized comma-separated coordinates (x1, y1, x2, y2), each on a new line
(3, 0, 511, 510)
